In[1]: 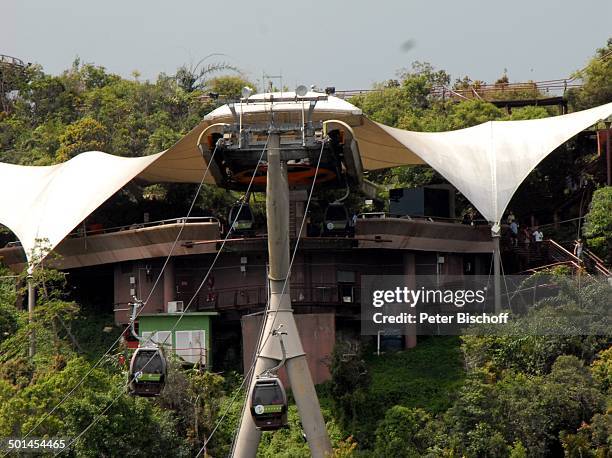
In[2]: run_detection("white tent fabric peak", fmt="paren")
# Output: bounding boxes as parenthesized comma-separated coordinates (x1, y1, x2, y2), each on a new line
(376, 101, 612, 223)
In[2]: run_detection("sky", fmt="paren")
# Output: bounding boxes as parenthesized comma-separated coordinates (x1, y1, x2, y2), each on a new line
(2, 0, 611, 90)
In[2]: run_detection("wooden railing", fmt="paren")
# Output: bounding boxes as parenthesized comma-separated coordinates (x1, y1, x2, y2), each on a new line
(177, 282, 360, 311)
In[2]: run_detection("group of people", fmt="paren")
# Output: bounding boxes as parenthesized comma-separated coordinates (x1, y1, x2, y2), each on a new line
(506, 211, 544, 252)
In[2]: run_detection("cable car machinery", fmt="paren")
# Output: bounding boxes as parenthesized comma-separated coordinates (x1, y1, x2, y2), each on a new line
(196, 90, 366, 194)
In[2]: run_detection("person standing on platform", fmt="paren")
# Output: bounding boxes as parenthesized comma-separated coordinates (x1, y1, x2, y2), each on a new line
(510, 220, 519, 247)
(533, 227, 544, 254)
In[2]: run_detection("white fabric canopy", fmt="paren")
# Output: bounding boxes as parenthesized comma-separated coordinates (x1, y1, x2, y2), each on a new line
(0, 151, 161, 268)
(0, 94, 610, 266)
(375, 101, 612, 223)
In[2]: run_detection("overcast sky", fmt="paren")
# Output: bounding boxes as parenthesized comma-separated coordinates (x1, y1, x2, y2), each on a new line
(3, 0, 611, 90)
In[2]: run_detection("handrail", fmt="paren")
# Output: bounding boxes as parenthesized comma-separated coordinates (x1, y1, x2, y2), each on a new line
(334, 78, 583, 101)
(518, 260, 582, 275)
(583, 248, 606, 266)
(356, 212, 489, 225)
(68, 216, 220, 238)
(546, 239, 580, 263)
(582, 250, 611, 277)
(546, 239, 611, 277)
(0, 54, 26, 67)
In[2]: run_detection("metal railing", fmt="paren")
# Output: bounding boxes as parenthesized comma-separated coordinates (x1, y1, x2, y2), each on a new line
(356, 212, 489, 225)
(582, 249, 611, 277)
(545, 240, 611, 277)
(67, 216, 220, 238)
(0, 54, 26, 67)
(176, 282, 360, 311)
(334, 78, 583, 101)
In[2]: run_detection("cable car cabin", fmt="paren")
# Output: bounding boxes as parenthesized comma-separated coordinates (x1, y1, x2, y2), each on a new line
(229, 203, 255, 237)
(250, 376, 288, 431)
(128, 347, 167, 397)
(323, 203, 352, 236)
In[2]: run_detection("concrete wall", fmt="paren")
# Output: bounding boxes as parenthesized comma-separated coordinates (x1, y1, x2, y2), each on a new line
(357, 218, 493, 253)
(241, 313, 335, 386)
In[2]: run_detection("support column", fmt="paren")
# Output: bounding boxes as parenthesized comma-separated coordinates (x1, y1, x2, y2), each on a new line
(28, 275, 35, 357)
(233, 132, 332, 457)
(162, 259, 175, 312)
(492, 229, 502, 313)
(402, 252, 417, 349)
(605, 122, 611, 186)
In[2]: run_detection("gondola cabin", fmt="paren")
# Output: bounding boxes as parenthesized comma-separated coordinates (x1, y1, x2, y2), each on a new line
(250, 376, 288, 431)
(128, 347, 167, 397)
(229, 203, 255, 236)
(323, 202, 351, 236)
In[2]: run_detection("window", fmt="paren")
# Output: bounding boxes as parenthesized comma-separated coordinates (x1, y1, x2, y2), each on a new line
(141, 330, 172, 350)
(337, 270, 356, 283)
(337, 271, 356, 303)
(175, 330, 206, 365)
(340, 284, 355, 303)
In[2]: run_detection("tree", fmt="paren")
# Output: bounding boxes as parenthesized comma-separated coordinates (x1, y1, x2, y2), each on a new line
(175, 55, 239, 93)
(567, 38, 612, 110)
(329, 342, 372, 445)
(373, 406, 434, 457)
(207, 75, 257, 99)
(582, 186, 612, 263)
(56, 117, 108, 162)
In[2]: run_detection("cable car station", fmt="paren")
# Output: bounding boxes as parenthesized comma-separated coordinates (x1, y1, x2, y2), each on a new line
(1, 83, 610, 457)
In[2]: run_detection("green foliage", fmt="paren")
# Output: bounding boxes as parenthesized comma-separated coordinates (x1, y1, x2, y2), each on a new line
(367, 337, 464, 414)
(157, 360, 226, 454)
(56, 117, 108, 162)
(444, 356, 605, 456)
(258, 405, 351, 458)
(583, 186, 612, 263)
(0, 268, 18, 344)
(329, 342, 371, 443)
(0, 358, 188, 456)
(462, 275, 611, 376)
(208, 75, 257, 99)
(508, 440, 528, 458)
(373, 406, 433, 457)
(464, 422, 509, 458)
(590, 347, 612, 395)
(327, 337, 464, 450)
(568, 38, 612, 110)
(559, 411, 611, 457)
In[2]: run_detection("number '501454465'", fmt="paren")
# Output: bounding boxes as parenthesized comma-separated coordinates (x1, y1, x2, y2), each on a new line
(4, 438, 66, 450)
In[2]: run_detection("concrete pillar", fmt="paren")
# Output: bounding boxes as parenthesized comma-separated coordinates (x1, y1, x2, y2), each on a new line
(233, 132, 331, 458)
(402, 252, 417, 349)
(163, 259, 176, 312)
(493, 234, 502, 313)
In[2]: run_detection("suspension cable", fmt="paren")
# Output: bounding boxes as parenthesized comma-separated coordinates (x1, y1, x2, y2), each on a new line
(15, 142, 220, 448)
(56, 135, 270, 457)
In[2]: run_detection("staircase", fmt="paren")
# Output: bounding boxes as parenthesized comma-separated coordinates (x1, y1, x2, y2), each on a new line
(518, 239, 611, 278)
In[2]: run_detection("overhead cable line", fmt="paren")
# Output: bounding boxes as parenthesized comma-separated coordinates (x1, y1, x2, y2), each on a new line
(15, 143, 220, 448)
(57, 134, 270, 456)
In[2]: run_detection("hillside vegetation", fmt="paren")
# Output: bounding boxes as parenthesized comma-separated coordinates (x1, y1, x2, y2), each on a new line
(0, 39, 611, 456)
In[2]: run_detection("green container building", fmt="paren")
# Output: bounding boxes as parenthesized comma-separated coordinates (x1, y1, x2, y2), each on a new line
(138, 312, 217, 368)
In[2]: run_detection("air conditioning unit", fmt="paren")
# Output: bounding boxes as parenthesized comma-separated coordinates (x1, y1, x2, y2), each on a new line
(167, 301, 184, 313)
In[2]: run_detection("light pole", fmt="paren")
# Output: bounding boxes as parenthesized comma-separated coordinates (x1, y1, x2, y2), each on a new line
(27, 272, 35, 357)
(604, 117, 611, 186)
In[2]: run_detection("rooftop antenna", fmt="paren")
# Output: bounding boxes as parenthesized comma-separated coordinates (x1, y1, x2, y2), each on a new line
(263, 72, 283, 94)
